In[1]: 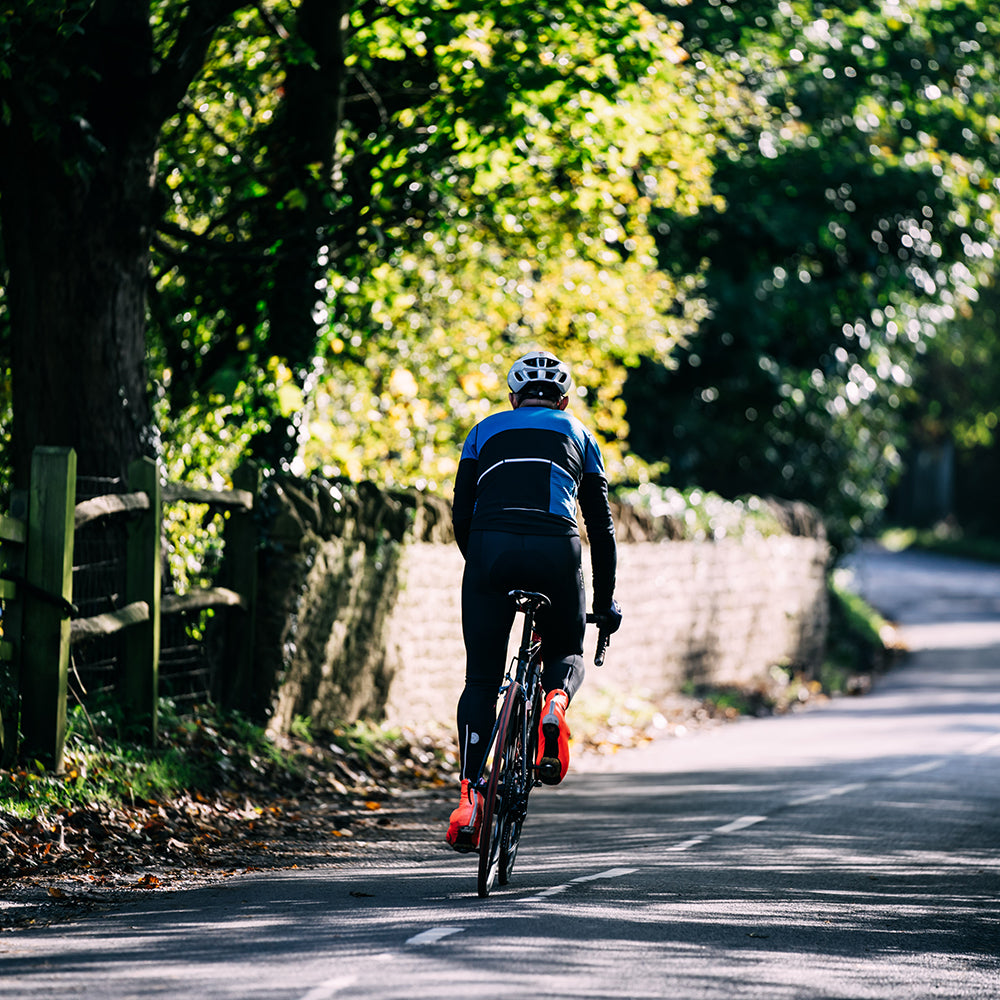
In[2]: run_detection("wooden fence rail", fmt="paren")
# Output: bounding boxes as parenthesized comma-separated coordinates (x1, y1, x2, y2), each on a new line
(0, 448, 258, 772)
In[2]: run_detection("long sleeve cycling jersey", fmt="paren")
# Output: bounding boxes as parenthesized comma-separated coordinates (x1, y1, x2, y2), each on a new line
(451, 405, 617, 609)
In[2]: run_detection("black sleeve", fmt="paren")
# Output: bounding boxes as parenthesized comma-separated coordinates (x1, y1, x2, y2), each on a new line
(451, 456, 477, 557)
(579, 471, 617, 610)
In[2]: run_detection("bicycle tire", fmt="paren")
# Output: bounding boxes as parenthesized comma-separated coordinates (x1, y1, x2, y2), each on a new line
(497, 693, 526, 884)
(499, 675, 541, 884)
(477, 681, 522, 898)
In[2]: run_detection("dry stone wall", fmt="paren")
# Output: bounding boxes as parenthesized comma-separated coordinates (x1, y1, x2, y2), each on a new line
(382, 533, 829, 729)
(249, 476, 829, 735)
(249, 477, 450, 734)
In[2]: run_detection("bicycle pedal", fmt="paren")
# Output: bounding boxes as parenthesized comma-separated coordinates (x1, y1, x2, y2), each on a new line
(537, 725, 564, 784)
(536, 757, 562, 785)
(450, 826, 480, 854)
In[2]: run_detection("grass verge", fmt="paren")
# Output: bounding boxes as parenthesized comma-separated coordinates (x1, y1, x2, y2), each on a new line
(880, 524, 1000, 564)
(0, 699, 454, 821)
(0, 700, 299, 817)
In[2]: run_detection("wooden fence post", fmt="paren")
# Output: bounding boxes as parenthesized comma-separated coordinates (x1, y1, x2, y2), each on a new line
(0, 490, 28, 766)
(218, 462, 260, 713)
(20, 447, 76, 771)
(122, 457, 162, 742)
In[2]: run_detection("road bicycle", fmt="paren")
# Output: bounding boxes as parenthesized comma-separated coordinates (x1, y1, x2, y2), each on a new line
(475, 589, 612, 897)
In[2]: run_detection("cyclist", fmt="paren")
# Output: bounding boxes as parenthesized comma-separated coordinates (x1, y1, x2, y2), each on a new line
(446, 350, 622, 852)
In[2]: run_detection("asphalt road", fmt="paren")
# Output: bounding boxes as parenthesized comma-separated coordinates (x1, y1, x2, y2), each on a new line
(2, 544, 999, 999)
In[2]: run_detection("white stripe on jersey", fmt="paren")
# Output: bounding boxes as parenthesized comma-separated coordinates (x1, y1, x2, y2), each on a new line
(476, 456, 551, 485)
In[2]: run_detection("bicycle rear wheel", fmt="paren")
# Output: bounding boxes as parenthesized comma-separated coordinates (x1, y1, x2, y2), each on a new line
(499, 682, 536, 884)
(477, 681, 522, 898)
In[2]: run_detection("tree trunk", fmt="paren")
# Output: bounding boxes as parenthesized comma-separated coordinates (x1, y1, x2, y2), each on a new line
(251, 0, 349, 469)
(0, 2, 243, 490)
(0, 5, 161, 490)
(3, 131, 155, 490)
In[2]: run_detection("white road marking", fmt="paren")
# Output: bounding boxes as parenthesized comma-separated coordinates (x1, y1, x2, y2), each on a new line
(528, 884, 570, 900)
(524, 866, 638, 902)
(966, 732, 1000, 755)
(713, 815, 767, 835)
(667, 816, 766, 854)
(571, 867, 638, 883)
(787, 782, 866, 807)
(667, 837, 707, 852)
(890, 760, 945, 778)
(300, 976, 360, 1000)
(297, 729, 999, 997)
(405, 926, 465, 946)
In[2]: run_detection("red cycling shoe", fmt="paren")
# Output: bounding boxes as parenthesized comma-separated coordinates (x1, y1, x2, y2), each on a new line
(535, 688, 570, 785)
(445, 778, 485, 853)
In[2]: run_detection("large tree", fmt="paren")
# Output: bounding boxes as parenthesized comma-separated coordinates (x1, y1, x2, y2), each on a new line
(1, 0, 697, 494)
(0, 1, 246, 489)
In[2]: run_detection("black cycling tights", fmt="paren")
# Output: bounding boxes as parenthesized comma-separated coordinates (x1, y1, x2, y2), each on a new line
(457, 530, 586, 782)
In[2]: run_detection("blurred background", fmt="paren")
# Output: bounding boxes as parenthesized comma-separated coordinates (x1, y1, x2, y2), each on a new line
(2, 0, 999, 561)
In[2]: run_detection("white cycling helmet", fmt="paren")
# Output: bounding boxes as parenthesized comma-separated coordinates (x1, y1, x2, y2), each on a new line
(506, 351, 572, 397)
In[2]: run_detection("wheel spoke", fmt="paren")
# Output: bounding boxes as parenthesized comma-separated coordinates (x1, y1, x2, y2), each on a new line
(498, 696, 526, 884)
(477, 683, 521, 897)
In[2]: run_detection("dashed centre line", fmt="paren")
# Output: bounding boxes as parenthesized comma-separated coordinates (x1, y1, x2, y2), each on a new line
(787, 782, 867, 807)
(890, 760, 946, 778)
(666, 815, 768, 854)
(713, 815, 768, 835)
(406, 926, 465, 945)
(572, 866, 638, 883)
(524, 866, 638, 902)
(667, 836, 707, 852)
(299, 976, 360, 1000)
(966, 731, 1000, 755)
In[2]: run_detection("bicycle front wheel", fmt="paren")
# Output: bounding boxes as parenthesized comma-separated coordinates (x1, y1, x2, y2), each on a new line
(477, 681, 523, 898)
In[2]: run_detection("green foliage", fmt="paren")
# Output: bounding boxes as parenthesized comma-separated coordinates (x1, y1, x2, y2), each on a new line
(679, 569, 898, 713)
(152, 385, 270, 593)
(614, 483, 791, 541)
(4, 0, 1000, 546)
(296, 7, 729, 488)
(289, 715, 313, 742)
(901, 278, 1000, 533)
(327, 720, 405, 765)
(148, 1, 723, 487)
(680, 665, 823, 717)
(881, 524, 1000, 564)
(823, 567, 900, 691)
(830, 568, 893, 651)
(148, 3, 298, 467)
(628, 1, 1000, 547)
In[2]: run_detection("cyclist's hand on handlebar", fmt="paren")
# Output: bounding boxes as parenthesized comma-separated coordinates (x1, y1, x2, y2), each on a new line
(586, 601, 621, 667)
(590, 599, 622, 634)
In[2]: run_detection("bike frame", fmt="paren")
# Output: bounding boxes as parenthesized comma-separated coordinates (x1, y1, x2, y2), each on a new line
(475, 590, 546, 786)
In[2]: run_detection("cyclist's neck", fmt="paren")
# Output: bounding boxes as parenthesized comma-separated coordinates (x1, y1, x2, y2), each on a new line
(509, 395, 567, 411)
